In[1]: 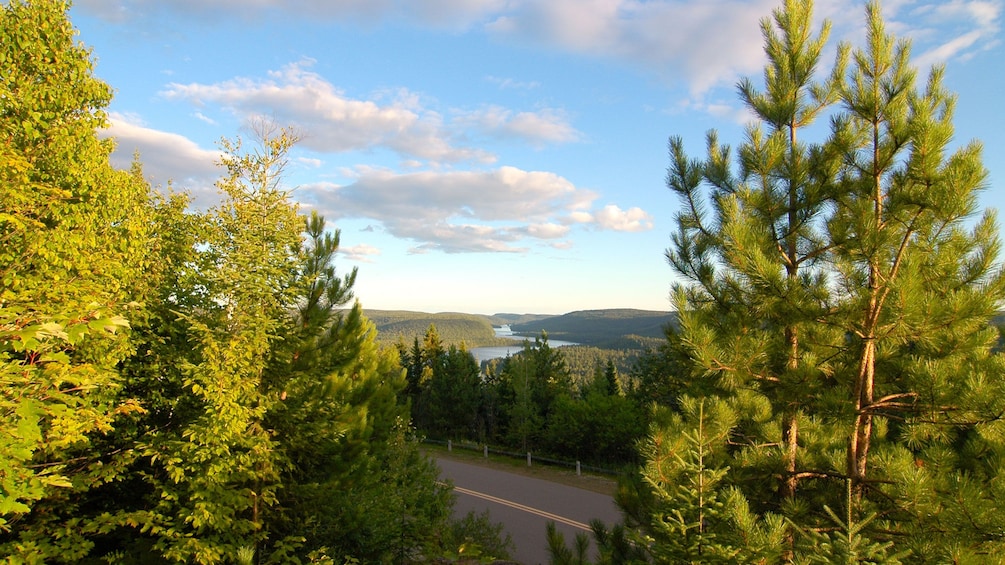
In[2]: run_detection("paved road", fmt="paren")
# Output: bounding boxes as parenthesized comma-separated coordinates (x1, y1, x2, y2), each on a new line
(437, 457, 622, 565)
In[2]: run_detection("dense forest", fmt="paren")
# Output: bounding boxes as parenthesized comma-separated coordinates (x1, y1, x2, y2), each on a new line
(366, 310, 510, 348)
(4, 0, 1005, 563)
(510, 310, 676, 348)
(396, 327, 662, 468)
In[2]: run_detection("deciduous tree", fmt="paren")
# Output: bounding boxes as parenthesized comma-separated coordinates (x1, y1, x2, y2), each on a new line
(0, 0, 152, 555)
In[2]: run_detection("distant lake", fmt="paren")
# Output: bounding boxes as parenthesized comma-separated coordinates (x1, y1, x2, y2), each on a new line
(469, 325, 577, 364)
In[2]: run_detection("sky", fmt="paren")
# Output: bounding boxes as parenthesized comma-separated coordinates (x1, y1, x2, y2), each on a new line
(67, 0, 1004, 315)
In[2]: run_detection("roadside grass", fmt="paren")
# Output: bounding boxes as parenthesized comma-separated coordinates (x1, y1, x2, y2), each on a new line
(423, 443, 619, 497)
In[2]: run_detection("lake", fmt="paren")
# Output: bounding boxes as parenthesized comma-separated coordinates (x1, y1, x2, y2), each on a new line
(468, 325, 577, 364)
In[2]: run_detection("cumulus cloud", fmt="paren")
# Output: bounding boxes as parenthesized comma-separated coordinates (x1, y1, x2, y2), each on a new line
(566, 205, 654, 232)
(299, 166, 650, 253)
(593, 204, 654, 232)
(455, 106, 581, 145)
(101, 113, 224, 205)
(161, 60, 493, 165)
(339, 243, 382, 263)
(159, 60, 578, 164)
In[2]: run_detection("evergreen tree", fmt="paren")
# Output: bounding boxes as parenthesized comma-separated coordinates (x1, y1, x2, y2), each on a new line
(614, 0, 1005, 562)
(823, 4, 1005, 558)
(420, 344, 483, 441)
(666, 0, 845, 513)
(640, 398, 786, 564)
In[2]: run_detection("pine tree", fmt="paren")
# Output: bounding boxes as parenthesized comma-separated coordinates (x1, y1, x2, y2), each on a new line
(640, 398, 786, 564)
(421, 344, 482, 440)
(646, 0, 1005, 561)
(665, 0, 846, 546)
(823, 4, 1005, 558)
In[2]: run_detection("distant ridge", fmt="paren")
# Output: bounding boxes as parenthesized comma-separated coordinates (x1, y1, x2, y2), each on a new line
(485, 313, 552, 326)
(363, 309, 503, 347)
(508, 308, 677, 348)
(361, 308, 678, 349)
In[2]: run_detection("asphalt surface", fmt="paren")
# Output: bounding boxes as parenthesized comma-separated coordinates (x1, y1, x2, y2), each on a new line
(436, 457, 622, 565)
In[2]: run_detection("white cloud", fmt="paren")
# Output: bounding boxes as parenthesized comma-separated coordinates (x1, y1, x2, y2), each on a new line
(193, 111, 217, 125)
(486, 0, 774, 95)
(594, 204, 654, 232)
(299, 167, 650, 253)
(339, 243, 382, 263)
(455, 106, 581, 145)
(78, 1, 1002, 99)
(503, 110, 581, 145)
(297, 157, 323, 168)
(484, 0, 1001, 96)
(915, 30, 985, 66)
(525, 223, 571, 239)
(161, 60, 494, 165)
(485, 75, 541, 90)
(101, 113, 224, 205)
(909, 1, 1002, 67)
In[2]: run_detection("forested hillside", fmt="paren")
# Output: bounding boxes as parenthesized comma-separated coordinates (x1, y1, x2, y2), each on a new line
(510, 309, 676, 347)
(485, 313, 553, 326)
(365, 310, 509, 347)
(365, 308, 675, 352)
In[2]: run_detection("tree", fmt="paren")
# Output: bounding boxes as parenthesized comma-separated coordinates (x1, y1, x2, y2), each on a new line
(125, 123, 305, 563)
(822, 5, 1005, 558)
(0, 0, 153, 556)
(0, 4, 469, 560)
(629, 0, 1005, 561)
(119, 125, 454, 563)
(640, 398, 786, 564)
(544, 365, 645, 466)
(420, 344, 483, 441)
(667, 0, 846, 509)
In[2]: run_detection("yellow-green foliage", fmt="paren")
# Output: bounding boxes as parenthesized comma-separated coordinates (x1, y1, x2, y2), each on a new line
(0, 0, 152, 544)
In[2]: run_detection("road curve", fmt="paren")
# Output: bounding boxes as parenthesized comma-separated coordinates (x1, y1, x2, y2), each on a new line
(436, 457, 622, 565)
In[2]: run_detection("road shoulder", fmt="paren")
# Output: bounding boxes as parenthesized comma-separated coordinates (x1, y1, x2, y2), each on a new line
(425, 446, 618, 496)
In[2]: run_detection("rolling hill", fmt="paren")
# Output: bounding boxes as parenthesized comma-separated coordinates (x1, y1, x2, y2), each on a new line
(364, 310, 509, 347)
(509, 309, 677, 348)
(361, 308, 678, 350)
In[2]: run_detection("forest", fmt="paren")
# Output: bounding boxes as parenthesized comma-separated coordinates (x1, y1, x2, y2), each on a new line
(397, 327, 656, 469)
(4, 0, 1005, 563)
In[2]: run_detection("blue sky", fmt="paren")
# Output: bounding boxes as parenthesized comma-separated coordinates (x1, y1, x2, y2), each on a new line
(69, 0, 1003, 315)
